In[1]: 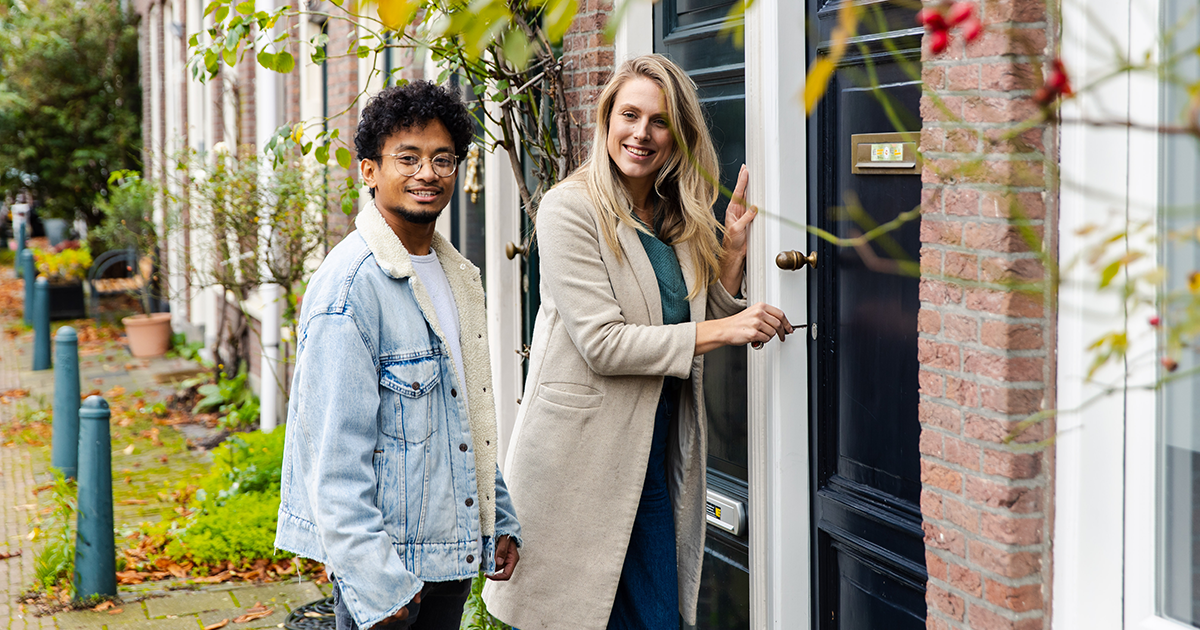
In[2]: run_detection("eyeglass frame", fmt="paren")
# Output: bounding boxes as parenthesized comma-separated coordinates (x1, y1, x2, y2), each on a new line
(376, 152, 460, 178)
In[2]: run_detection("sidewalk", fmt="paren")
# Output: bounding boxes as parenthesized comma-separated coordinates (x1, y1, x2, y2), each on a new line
(0, 275, 330, 629)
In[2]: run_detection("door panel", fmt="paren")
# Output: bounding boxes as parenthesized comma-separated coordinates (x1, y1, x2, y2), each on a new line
(655, 1, 749, 628)
(808, 1, 926, 627)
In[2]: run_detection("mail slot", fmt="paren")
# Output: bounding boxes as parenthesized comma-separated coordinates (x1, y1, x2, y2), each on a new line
(706, 490, 746, 536)
(850, 132, 921, 175)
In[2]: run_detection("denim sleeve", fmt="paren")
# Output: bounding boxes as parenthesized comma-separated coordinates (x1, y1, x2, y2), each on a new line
(492, 464, 522, 547)
(296, 313, 422, 629)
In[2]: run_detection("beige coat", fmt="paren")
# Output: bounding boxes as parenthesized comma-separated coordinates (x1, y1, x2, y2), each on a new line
(481, 182, 745, 630)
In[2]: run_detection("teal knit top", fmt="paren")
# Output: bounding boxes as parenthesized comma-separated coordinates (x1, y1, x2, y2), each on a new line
(635, 220, 690, 326)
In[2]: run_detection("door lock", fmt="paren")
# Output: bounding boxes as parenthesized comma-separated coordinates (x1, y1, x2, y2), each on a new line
(776, 250, 817, 270)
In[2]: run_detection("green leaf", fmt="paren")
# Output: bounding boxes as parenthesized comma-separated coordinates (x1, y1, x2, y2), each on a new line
(336, 147, 352, 169)
(330, 128, 340, 141)
(1099, 259, 1122, 288)
(214, 6, 229, 23)
(203, 0, 223, 17)
(204, 50, 219, 73)
(543, 0, 578, 43)
(256, 49, 276, 71)
(356, 45, 370, 58)
(314, 144, 329, 164)
(501, 27, 533, 70)
(342, 198, 354, 215)
(472, 83, 486, 95)
(235, 0, 254, 14)
(222, 46, 238, 66)
(188, 33, 200, 47)
(495, 79, 509, 90)
(301, 142, 313, 155)
(311, 48, 326, 64)
(275, 51, 294, 73)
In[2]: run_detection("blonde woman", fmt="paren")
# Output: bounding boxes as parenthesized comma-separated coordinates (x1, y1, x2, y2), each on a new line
(481, 55, 792, 630)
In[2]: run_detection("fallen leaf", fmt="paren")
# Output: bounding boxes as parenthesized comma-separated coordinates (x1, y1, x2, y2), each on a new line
(0, 550, 21, 560)
(92, 600, 114, 612)
(122, 444, 135, 455)
(118, 498, 148, 505)
(233, 609, 273, 624)
(192, 570, 233, 583)
(107, 608, 123, 615)
(204, 620, 230, 630)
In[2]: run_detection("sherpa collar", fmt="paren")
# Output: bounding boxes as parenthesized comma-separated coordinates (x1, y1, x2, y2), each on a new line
(353, 200, 499, 539)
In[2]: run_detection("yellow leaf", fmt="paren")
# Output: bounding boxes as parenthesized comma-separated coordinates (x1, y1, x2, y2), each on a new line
(1189, 271, 1200, 293)
(123, 443, 135, 455)
(377, 0, 416, 32)
(291, 123, 304, 144)
(804, 58, 836, 115)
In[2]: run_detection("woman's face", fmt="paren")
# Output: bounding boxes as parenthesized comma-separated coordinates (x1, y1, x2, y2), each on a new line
(605, 77, 674, 193)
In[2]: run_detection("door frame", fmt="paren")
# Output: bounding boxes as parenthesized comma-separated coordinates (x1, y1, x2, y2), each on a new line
(745, 1, 813, 627)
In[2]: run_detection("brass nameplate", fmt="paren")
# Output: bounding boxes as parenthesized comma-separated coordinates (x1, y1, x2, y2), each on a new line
(851, 132, 921, 175)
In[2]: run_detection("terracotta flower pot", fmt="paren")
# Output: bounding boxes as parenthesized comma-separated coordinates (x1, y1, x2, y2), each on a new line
(122, 312, 172, 358)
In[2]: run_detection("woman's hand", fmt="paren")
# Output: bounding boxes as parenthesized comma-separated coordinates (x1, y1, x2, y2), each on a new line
(720, 164, 756, 296)
(695, 302, 793, 355)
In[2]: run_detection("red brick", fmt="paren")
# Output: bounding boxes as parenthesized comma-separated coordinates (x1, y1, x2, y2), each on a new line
(948, 64, 981, 91)
(981, 513, 1042, 545)
(965, 476, 1042, 513)
(945, 252, 980, 282)
(970, 540, 1041, 578)
(945, 496, 981, 532)
(922, 460, 964, 492)
(923, 158, 964, 185)
(968, 605, 1045, 630)
(985, 126, 1047, 154)
(946, 127, 980, 153)
(923, 488, 945, 520)
(981, 321, 1044, 350)
(983, 447, 1042, 478)
(981, 256, 1046, 284)
(921, 95, 965, 122)
(949, 562, 983, 597)
(929, 615, 955, 630)
(922, 219, 965, 246)
(925, 521, 967, 556)
(921, 399, 964, 431)
(945, 189, 981, 216)
(924, 64, 948, 90)
(927, 550, 949, 580)
(922, 279, 966, 305)
(967, 26, 1048, 58)
(981, 191, 1046, 219)
(947, 377, 979, 407)
(923, 127, 947, 154)
(923, 187, 945, 214)
(944, 314, 979, 342)
(919, 310, 943, 334)
(964, 350, 1044, 382)
(927, 583, 965, 620)
(980, 385, 1044, 414)
(962, 96, 1041, 124)
(963, 158, 1046, 187)
(921, 370, 946, 398)
(920, 339, 962, 370)
(985, 578, 1043, 612)
(966, 288, 1044, 317)
(945, 436, 982, 470)
(922, 249, 944, 275)
(963, 222, 1037, 253)
(965, 414, 1046, 444)
(983, 0, 1047, 24)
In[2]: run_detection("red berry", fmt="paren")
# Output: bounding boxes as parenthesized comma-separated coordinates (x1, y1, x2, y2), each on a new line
(1033, 86, 1055, 106)
(947, 2, 974, 26)
(962, 18, 983, 42)
(929, 30, 950, 53)
(1163, 356, 1180, 372)
(918, 8, 947, 30)
(1048, 70, 1068, 90)
(1149, 315, 1161, 326)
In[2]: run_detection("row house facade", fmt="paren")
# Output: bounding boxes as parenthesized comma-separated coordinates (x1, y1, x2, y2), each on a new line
(136, 0, 1200, 629)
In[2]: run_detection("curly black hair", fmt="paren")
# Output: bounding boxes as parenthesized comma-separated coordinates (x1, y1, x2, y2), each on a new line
(354, 81, 475, 196)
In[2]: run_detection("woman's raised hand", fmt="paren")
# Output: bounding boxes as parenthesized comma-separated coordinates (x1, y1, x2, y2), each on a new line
(695, 302, 793, 355)
(720, 165, 757, 296)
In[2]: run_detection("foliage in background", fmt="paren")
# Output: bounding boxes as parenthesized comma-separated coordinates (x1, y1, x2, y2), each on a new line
(30, 471, 77, 600)
(93, 171, 160, 256)
(32, 246, 92, 283)
(0, 0, 141, 223)
(189, 364, 261, 431)
(461, 572, 512, 630)
(167, 332, 206, 362)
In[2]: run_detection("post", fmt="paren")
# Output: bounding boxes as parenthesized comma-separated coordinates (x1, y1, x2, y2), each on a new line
(50, 327, 80, 478)
(74, 396, 116, 599)
(15, 221, 25, 279)
(33, 277, 51, 370)
(20, 249, 34, 326)
(259, 284, 279, 433)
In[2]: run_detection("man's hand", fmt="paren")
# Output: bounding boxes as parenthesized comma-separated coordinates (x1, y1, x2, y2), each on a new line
(488, 535, 520, 581)
(379, 591, 422, 625)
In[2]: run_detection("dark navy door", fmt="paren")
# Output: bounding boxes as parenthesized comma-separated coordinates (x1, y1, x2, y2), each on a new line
(807, 1, 927, 628)
(655, 1, 750, 628)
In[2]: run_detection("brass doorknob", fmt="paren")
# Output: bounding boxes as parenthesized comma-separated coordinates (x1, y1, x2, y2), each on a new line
(776, 250, 817, 270)
(505, 241, 526, 260)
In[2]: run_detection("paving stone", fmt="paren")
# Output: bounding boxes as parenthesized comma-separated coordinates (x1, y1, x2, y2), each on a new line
(144, 592, 235, 618)
(104, 616, 203, 630)
(227, 582, 325, 610)
(54, 609, 132, 630)
(198, 606, 289, 630)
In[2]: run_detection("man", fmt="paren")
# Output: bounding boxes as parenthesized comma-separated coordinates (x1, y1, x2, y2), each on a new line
(275, 81, 521, 630)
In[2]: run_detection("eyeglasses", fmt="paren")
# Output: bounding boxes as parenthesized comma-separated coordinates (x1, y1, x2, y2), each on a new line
(381, 152, 458, 178)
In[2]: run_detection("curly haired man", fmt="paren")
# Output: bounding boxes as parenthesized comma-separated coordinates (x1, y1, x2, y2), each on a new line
(275, 81, 521, 630)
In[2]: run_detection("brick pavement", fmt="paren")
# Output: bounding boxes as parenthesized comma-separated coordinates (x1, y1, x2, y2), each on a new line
(0, 299, 329, 628)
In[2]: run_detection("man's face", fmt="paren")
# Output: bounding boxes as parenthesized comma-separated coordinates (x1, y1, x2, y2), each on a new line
(362, 120, 457, 225)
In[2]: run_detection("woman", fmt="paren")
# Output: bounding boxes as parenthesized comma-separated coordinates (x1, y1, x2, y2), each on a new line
(481, 55, 791, 630)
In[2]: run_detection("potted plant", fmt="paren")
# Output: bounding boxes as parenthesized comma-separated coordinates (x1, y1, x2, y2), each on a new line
(93, 170, 171, 357)
(31, 242, 91, 319)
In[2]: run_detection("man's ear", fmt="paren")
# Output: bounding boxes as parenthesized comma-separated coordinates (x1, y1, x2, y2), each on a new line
(360, 158, 377, 190)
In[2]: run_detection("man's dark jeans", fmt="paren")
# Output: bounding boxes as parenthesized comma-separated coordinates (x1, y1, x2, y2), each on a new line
(332, 577, 471, 630)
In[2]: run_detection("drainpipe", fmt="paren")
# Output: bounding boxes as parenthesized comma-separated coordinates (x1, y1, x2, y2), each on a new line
(256, 0, 279, 433)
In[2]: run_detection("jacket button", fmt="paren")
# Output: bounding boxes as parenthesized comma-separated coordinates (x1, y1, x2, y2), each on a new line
(451, 388, 457, 397)
(466, 555, 474, 563)
(411, 382, 420, 390)
(459, 443, 468, 452)
(465, 498, 474, 507)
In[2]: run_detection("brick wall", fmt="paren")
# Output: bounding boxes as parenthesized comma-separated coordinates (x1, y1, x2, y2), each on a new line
(561, 0, 614, 163)
(324, 7, 360, 243)
(917, 0, 1057, 628)
(238, 52, 256, 152)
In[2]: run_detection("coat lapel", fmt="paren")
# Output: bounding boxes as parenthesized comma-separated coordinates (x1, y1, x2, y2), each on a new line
(616, 220, 663, 326)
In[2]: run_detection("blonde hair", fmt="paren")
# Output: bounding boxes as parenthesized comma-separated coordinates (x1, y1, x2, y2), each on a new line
(564, 54, 724, 298)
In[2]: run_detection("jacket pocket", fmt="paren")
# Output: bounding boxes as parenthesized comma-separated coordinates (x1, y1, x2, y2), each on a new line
(536, 382, 603, 410)
(380, 358, 441, 443)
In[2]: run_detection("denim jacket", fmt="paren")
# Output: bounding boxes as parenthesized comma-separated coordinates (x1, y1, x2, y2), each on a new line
(275, 201, 521, 629)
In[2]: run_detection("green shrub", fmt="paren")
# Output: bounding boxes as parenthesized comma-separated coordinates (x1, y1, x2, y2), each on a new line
(177, 491, 282, 566)
(32, 471, 76, 596)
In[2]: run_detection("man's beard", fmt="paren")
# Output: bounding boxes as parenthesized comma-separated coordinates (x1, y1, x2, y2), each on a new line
(392, 205, 443, 225)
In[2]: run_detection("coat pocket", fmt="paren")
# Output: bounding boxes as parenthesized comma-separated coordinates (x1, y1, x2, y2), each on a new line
(536, 382, 603, 410)
(380, 358, 441, 443)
